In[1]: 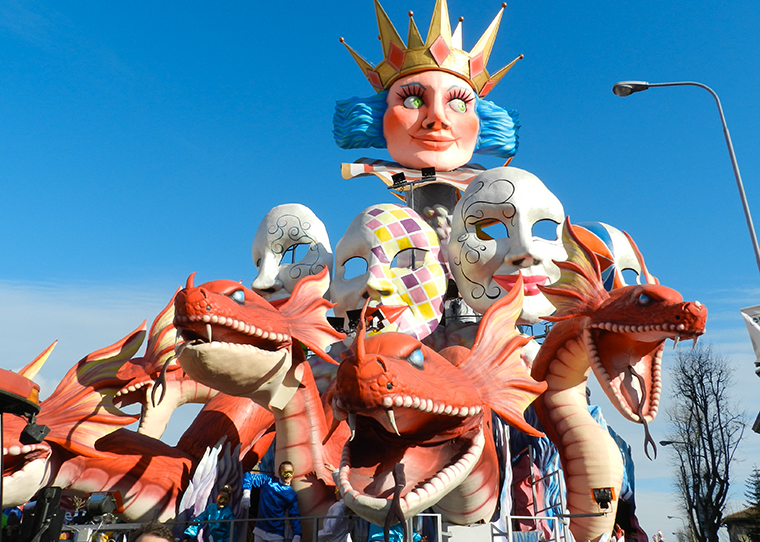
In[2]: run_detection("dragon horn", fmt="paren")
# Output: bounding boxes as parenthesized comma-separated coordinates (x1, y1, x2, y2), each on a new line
(186, 272, 196, 289)
(19, 341, 57, 380)
(355, 299, 372, 360)
(622, 230, 659, 285)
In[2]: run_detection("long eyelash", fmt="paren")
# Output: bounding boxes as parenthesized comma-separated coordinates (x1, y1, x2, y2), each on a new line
(397, 85, 425, 100)
(448, 88, 474, 103)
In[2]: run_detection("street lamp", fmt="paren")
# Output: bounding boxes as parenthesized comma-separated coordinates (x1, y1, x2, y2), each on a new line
(613, 80, 760, 276)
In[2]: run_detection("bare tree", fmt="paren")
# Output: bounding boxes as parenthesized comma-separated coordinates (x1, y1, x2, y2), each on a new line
(663, 345, 745, 542)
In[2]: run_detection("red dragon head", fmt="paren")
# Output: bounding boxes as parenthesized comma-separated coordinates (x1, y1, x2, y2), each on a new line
(332, 276, 546, 525)
(174, 268, 344, 409)
(537, 220, 707, 426)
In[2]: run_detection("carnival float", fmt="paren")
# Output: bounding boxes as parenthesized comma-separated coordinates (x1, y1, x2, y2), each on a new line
(1, 1, 708, 542)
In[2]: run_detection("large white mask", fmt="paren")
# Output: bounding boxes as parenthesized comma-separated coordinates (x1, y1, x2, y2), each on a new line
(251, 204, 332, 303)
(448, 167, 566, 325)
(330, 204, 447, 340)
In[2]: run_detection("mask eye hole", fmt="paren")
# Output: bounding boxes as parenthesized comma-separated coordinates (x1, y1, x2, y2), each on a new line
(282, 243, 310, 265)
(342, 257, 368, 280)
(531, 219, 560, 241)
(475, 219, 508, 241)
(230, 290, 246, 304)
(407, 348, 424, 369)
(391, 248, 427, 271)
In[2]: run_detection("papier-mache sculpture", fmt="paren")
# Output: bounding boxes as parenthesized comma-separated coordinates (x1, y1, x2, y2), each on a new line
(335, 0, 521, 221)
(531, 220, 707, 541)
(251, 203, 333, 305)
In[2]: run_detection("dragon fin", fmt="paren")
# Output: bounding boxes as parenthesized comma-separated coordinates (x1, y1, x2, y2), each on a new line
(540, 219, 609, 322)
(279, 268, 346, 364)
(38, 323, 145, 457)
(19, 341, 57, 380)
(460, 274, 546, 437)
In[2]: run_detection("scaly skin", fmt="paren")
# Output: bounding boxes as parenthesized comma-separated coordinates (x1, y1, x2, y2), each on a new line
(332, 278, 546, 526)
(531, 221, 707, 541)
(173, 268, 345, 539)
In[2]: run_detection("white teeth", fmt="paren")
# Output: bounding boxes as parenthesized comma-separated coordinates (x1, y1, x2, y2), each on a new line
(383, 397, 393, 408)
(202, 314, 211, 323)
(254, 328, 263, 337)
(412, 397, 420, 409)
(444, 405, 452, 415)
(394, 396, 403, 407)
(450, 407, 459, 416)
(673, 334, 680, 349)
(211, 315, 219, 324)
(348, 413, 356, 441)
(386, 409, 400, 436)
(403, 396, 413, 408)
(206, 324, 213, 342)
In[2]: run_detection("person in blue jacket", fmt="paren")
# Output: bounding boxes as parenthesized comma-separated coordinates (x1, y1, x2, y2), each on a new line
(183, 485, 237, 542)
(243, 461, 302, 542)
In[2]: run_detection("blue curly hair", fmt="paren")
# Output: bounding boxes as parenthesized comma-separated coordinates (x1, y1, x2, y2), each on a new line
(332, 90, 520, 160)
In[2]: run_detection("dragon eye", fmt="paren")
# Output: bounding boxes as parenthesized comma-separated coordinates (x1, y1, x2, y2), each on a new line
(638, 293, 652, 306)
(230, 290, 246, 304)
(407, 349, 424, 369)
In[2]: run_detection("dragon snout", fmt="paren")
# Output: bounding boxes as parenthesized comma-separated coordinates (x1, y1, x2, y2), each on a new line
(682, 300, 708, 330)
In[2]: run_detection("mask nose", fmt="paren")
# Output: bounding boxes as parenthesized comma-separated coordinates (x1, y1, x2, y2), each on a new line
(366, 274, 397, 299)
(504, 231, 541, 268)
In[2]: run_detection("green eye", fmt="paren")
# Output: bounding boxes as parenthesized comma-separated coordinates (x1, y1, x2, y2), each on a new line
(403, 96, 424, 109)
(448, 98, 467, 113)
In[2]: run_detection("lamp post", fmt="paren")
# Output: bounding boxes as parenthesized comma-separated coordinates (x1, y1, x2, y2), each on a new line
(612, 80, 760, 277)
(668, 515, 690, 542)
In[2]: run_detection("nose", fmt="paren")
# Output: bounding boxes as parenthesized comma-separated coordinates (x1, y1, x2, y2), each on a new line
(423, 99, 450, 130)
(504, 232, 541, 268)
(365, 275, 397, 299)
(251, 253, 283, 291)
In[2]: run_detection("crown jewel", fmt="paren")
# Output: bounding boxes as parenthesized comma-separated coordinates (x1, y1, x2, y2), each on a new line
(340, 0, 522, 97)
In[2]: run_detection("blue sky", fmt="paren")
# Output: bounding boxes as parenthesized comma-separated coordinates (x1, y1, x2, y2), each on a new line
(1, 0, 759, 537)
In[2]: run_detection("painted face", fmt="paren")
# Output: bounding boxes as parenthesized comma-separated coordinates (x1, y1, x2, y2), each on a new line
(251, 204, 332, 303)
(330, 204, 447, 340)
(383, 70, 479, 171)
(448, 167, 566, 325)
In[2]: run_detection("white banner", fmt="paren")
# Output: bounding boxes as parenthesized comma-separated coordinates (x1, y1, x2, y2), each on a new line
(740, 304, 760, 377)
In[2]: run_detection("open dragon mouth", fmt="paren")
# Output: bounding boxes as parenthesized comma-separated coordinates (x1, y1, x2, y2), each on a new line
(3, 442, 51, 505)
(175, 313, 292, 352)
(334, 396, 485, 524)
(585, 319, 702, 423)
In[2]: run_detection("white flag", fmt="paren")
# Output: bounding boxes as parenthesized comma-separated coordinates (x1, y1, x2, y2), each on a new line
(740, 304, 760, 377)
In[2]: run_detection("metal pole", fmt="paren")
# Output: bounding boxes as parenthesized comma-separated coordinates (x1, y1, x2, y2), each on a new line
(616, 80, 760, 276)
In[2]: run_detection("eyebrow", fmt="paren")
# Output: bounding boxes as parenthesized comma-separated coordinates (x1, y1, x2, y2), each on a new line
(400, 82, 427, 92)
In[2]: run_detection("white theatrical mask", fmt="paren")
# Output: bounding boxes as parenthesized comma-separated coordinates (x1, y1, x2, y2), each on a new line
(251, 204, 332, 303)
(330, 203, 447, 340)
(448, 167, 566, 325)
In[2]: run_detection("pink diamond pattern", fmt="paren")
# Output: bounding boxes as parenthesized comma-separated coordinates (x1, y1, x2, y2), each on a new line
(470, 52, 484, 77)
(387, 42, 406, 73)
(479, 79, 496, 97)
(366, 69, 383, 90)
(428, 36, 450, 67)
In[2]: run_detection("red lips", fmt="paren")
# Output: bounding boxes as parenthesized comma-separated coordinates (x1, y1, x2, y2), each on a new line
(493, 274, 548, 296)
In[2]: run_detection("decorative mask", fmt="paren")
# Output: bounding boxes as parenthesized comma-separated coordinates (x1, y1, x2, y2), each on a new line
(330, 204, 447, 340)
(448, 167, 566, 325)
(251, 204, 332, 303)
(574, 222, 658, 290)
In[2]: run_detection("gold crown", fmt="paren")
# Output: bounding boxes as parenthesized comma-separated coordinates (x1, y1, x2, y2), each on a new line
(340, 0, 522, 97)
